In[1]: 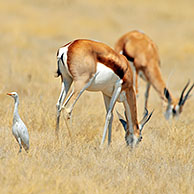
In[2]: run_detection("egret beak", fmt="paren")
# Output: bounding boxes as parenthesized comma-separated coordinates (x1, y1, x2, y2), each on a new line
(7, 93, 12, 96)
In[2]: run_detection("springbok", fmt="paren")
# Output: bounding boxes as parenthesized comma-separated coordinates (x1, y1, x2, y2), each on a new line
(55, 39, 152, 147)
(115, 30, 194, 120)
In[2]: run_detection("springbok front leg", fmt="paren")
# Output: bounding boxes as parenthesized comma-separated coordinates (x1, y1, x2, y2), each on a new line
(17, 137, 22, 154)
(144, 82, 151, 111)
(103, 94, 113, 145)
(135, 69, 139, 96)
(101, 79, 122, 146)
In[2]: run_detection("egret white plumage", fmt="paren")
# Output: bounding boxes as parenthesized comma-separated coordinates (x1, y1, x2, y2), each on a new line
(7, 92, 29, 153)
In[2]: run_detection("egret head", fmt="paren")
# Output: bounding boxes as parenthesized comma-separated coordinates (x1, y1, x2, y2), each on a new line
(7, 92, 19, 101)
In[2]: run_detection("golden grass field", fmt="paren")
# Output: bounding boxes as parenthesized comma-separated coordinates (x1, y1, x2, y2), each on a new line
(0, 0, 194, 193)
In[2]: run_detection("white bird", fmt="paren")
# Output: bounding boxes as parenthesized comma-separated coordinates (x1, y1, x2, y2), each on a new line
(7, 92, 29, 153)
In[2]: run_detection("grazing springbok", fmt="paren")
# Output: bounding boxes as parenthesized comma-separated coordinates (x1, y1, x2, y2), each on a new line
(55, 39, 152, 147)
(115, 30, 194, 120)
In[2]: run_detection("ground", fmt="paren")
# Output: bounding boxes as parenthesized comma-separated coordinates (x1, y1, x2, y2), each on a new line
(0, 0, 194, 193)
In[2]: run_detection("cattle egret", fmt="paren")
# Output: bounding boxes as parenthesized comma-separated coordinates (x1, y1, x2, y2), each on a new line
(7, 92, 29, 153)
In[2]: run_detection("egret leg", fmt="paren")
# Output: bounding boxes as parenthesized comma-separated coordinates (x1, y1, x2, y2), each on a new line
(22, 141, 29, 153)
(17, 138, 22, 153)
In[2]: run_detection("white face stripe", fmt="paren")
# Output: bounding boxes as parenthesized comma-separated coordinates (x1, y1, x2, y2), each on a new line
(175, 105, 179, 112)
(131, 134, 138, 148)
(164, 104, 173, 120)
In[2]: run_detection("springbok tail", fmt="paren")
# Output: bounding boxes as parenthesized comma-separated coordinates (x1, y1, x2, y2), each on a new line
(55, 58, 62, 77)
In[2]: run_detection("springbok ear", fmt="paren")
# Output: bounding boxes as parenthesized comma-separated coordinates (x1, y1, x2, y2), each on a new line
(164, 88, 171, 103)
(116, 110, 127, 131)
(164, 88, 173, 120)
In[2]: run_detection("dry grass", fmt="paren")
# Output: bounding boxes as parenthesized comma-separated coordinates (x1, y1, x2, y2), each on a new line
(0, 0, 194, 193)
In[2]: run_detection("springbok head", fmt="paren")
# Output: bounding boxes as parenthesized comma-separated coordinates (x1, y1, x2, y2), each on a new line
(164, 80, 194, 120)
(117, 108, 153, 147)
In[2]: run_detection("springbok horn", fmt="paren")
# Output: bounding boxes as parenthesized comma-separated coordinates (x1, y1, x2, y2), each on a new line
(178, 80, 190, 106)
(140, 109, 154, 132)
(140, 108, 148, 123)
(181, 83, 194, 106)
(116, 110, 127, 131)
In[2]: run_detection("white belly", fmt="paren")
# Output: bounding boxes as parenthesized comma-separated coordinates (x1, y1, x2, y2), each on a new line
(87, 63, 122, 98)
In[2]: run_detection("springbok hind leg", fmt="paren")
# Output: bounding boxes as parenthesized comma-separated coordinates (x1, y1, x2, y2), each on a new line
(56, 78, 72, 137)
(65, 72, 98, 119)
